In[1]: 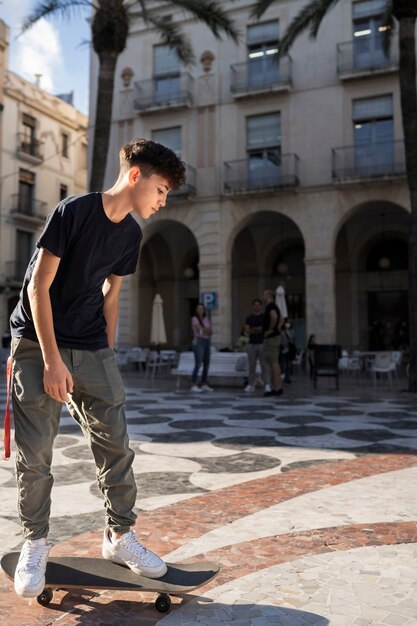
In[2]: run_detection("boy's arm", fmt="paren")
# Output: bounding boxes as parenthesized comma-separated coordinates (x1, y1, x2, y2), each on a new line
(102, 274, 123, 349)
(27, 248, 74, 402)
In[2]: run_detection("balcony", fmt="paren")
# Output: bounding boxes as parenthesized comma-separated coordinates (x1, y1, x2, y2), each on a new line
(224, 154, 299, 195)
(169, 164, 196, 200)
(337, 34, 399, 80)
(332, 140, 406, 182)
(16, 133, 44, 164)
(230, 56, 292, 98)
(134, 73, 193, 113)
(6, 260, 28, 284)
(9, 193, 47, 226)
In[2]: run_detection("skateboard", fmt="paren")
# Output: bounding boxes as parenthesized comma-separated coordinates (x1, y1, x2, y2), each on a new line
(1, 552, 220, 613)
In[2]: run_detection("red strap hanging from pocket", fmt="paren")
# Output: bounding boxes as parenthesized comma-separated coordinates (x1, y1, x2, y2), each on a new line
(3, 356, 12, 460)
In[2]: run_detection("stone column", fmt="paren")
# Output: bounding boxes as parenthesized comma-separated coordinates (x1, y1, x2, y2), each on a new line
(198, 259, 232, 349)
(305, 256, 336, 343)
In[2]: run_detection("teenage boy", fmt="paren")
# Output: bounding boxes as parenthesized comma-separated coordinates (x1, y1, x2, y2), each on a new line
(9, 138, 186, 598)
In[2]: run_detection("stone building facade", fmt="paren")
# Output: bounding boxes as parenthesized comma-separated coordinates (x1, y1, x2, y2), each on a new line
(90, 0, 409, 353)
(0, 20, 88, 337)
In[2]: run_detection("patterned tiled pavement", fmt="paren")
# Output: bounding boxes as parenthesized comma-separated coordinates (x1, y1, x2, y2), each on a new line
(0, 371, 416, 625)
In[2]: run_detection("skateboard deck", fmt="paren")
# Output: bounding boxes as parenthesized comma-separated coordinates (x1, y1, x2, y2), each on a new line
(1, 553, 220, 613)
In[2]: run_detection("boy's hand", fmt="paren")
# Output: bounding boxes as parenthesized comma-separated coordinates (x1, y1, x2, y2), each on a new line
(43, 360, 74, 402)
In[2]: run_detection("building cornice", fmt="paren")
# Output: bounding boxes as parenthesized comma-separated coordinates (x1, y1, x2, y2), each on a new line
(5, 71, 87, 132)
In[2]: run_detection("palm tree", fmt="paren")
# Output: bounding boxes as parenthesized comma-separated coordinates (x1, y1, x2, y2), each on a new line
(253, 0, 417, 391)
(22, 0, 239, 193)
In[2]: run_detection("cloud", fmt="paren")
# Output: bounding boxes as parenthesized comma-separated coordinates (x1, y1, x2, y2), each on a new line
(0, 2, 64, 93)
(14, 19, 64, 92)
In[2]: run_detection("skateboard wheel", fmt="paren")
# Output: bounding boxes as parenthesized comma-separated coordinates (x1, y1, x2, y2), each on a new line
(37, 588, 53, 606)
(155, 593, 171, 613)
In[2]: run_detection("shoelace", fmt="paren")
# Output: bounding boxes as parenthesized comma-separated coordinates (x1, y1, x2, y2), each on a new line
(20, 543, 49, 571)
(121, 532, 147, 557)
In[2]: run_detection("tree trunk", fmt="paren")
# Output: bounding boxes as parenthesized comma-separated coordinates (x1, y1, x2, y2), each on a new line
(89, 52, 118, 192)
(396, 13, 417, 391)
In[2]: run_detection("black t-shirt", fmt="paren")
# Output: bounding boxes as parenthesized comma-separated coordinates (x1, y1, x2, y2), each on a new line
(263, 302, 281, 338)
(245, 313, 264, 344)
(10, 193, 142, 350)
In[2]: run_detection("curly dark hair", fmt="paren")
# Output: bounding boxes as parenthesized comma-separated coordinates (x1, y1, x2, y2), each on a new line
(119, 138, 186, 190)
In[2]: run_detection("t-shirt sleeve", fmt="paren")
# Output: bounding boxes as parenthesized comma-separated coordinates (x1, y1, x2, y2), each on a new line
(112, 231, 141, 276)
(37, 202, 76, 258)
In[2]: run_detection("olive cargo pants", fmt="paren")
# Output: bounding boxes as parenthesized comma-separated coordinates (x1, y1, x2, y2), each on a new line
(11, 337, 137, 540)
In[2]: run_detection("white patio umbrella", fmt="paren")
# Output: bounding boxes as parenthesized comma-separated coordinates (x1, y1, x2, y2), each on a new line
(275, 285, 288, 319)
(150, 293, 167, 346)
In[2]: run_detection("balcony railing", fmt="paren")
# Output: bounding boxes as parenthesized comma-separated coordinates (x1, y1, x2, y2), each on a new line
(133, 73, 193, 112)
(337, 34, 398, 77)
(17, 133, 43, 161)
(10, 193, 47, 220)
(230, 56, 292, 95)
(332, 140, 406, 181)
(169, 164, 196, 199)
(6, 260, 28, 283)
(224, 154, 299, 194)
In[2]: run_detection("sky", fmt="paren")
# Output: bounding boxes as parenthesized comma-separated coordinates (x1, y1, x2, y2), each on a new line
(0, 0, 90, 114)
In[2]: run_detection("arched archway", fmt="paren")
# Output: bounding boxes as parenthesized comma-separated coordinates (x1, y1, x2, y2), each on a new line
(138, 221, 199, 349)
(335, 201, 409, 350)
(231, 211, 306, 349)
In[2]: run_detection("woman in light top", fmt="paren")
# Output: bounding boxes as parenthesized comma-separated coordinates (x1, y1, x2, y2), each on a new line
(191, 303, 213, 392)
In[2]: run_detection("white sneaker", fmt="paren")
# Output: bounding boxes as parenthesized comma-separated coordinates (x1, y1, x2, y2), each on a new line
(201, 384, 214, 392)
(191, 385, 202, 392)
(264, 384, 271, 393)
(14, 537, 52, 598)
(102, 527, 167, 579)
(244, 384, 254, 392)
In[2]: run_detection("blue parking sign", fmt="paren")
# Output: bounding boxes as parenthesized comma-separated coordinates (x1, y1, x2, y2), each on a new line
(201, 291, 218, 309)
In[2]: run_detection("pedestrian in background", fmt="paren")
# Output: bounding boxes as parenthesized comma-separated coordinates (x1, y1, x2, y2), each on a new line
(244, 298, 267, 393)
(191, 303, 213, 392)
(262, 289, 284, 397)
(306, 334, 316, 379)
(280, 319, 295, 384)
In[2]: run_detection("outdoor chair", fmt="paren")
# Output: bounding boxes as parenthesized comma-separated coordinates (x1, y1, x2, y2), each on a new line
(127, 347, 142, 371)
(145, 350, 171, 379)
(313, 344, 341, 390)
(347, 356, 361, 376)
(370, 352, 395, 386)
(391, 351, 402, 378)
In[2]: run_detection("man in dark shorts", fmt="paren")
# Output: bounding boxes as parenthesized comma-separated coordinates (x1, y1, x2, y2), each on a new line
(9, 138, 186, 597)
(262, 289, 284, 397)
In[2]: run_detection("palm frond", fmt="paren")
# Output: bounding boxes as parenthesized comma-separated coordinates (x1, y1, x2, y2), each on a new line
(144, 15, 195, 64)
(170, 0, 240, 43)
(278, 0, 341, 56)
(21, 0, 91, 34)
(135, 0, 149, 21)
(250, 0, 276, 20)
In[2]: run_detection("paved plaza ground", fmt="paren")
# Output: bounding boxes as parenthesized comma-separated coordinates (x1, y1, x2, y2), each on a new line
(0, 369, 416, 625)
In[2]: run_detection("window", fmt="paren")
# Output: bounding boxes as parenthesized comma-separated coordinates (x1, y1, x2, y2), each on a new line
(18, 169, 35, 215)
(62, 132, 69, 157)
(353, 95, 393, 175)
(352, 0, 390, 68)
(246, 113, 281, 188)
(59, 184, 68, 200)
(152, 127, 181, 156)
(80, 143, 87, 169)
(21, 114, 37, 156)
(247, 21, 279, 87)
(153, 44, 180, 103)
(16, 230, 33, 280)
